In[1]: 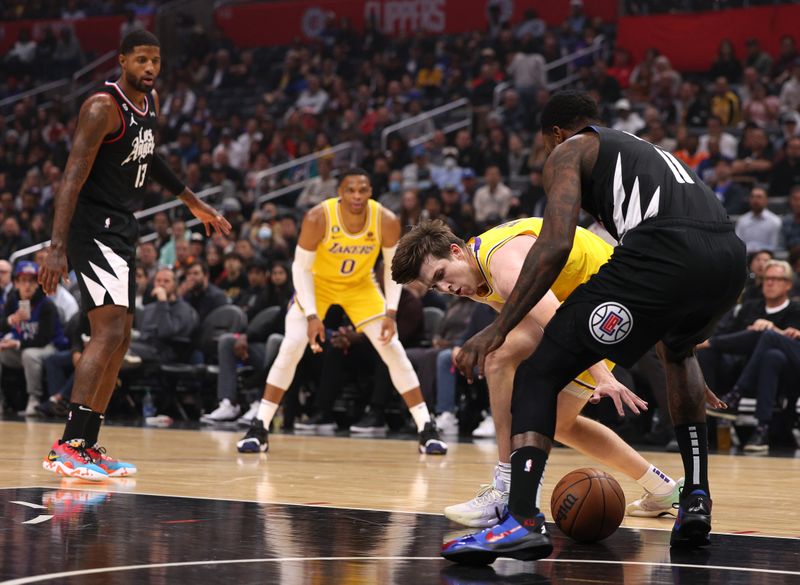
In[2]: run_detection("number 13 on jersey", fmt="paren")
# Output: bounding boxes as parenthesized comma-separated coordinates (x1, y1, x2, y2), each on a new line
(134, 163, 148, 188)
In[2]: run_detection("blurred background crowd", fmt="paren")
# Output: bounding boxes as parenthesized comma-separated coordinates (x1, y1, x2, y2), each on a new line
(1, 0, 799, 454)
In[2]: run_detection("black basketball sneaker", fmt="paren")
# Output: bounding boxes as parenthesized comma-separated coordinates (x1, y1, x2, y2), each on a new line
(670, 488, 712, 547)
(236, 418, 269, 453)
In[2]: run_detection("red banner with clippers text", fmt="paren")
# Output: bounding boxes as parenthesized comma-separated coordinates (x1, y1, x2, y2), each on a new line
(214, 0, 617, 48)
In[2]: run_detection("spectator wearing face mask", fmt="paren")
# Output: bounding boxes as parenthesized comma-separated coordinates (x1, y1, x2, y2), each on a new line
(432, 148, 465, 194)
(378, 170, 404, 214)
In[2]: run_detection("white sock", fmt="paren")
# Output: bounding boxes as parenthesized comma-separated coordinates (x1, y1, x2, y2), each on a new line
(257, 399, 279, 426)
(496, 461, 511, 492)
(409, 402, 431, 432)
(637, 464, 677, 496)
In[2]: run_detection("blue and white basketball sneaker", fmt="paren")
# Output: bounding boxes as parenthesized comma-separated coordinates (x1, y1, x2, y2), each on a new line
(442, 512, 553, 565)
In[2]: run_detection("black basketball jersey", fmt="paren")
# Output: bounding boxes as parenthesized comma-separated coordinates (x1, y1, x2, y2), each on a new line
(75, 80, 157, 240)
(578, 126, 729, 241)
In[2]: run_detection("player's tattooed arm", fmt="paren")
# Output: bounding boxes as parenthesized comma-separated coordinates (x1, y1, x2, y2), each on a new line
(493, 134, 598, 338)
(39, 95, 118, 294)
(49, 94, 118, 250)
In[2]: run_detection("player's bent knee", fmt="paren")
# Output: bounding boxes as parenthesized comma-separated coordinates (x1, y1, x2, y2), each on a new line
(375, 338, 419, 393)
(265, 337, 307, 388)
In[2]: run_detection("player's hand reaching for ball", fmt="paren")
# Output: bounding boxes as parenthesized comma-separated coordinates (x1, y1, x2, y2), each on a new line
(38, 247, 69, 295)
(590, 377, 648, 417)
(455, 322, 506, 383)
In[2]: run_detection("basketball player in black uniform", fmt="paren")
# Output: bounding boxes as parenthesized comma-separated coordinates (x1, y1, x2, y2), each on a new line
(443, 91, 746, 564)
(39, 30, 231, 480)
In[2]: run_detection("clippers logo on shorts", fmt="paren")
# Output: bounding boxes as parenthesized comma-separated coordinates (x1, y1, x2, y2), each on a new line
(589, 302, 633, 344)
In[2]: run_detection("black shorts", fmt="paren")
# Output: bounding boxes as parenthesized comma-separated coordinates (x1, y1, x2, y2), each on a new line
(542, 219, 747, 368)
(68, 229, 136, 314)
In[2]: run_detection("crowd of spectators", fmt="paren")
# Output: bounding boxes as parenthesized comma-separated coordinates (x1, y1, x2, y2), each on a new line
(0, 2, 799, 451)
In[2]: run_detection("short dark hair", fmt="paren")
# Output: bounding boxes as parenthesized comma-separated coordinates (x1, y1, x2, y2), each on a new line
(247, 258, 270, 272)
(338, 167, 370, 186)
(120, 30, 160, 55)
(391, 219, 466, 284)
(187, 260, 209, 276)
(540, 90, 599, 134)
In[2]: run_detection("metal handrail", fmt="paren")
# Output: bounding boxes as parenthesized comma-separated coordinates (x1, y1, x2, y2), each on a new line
(0, 79, 70, 110)
(71, 50, 116, 82)
(134, 186, 222, 220)
(493, 35, 606, 108)
(380, 98, 471, 152)
(251, 142, 356, 195)
(408, 119, 472, 149)
(9, 186, 223, 263)
(256, 177, 315, 207)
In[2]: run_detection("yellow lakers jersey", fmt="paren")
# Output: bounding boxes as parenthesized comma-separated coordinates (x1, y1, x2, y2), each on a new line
(467, 218, 613, 305)
(313, 198, 382, 287)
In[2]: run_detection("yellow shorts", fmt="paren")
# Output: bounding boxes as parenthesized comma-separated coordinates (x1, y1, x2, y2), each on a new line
(298, 277, 386, 331)
(569, 359, 616, 399)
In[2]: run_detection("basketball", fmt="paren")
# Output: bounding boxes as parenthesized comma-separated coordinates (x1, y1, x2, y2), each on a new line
(550, 468, 626, 543)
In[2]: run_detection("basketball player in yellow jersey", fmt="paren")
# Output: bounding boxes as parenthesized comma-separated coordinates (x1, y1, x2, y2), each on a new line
(392, 219, 685, 527)
(237, 169, 448, 455)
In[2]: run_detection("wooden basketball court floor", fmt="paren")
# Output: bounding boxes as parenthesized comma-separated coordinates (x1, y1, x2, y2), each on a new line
(1, 419, 798, 584)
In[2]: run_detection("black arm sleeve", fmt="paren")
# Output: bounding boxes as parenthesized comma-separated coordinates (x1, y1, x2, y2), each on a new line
(150, 154, 186, 196)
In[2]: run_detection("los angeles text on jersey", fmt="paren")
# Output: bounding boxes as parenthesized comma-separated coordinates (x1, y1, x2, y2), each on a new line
(327, 243, 376, 255)
(121, 127, 155, 166)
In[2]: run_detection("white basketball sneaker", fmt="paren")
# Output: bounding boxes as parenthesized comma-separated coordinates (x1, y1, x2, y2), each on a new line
(200, 399, 241, 424)
(444, 465, 508, 528)
(472, 415, 496, 438)
(435, 411, 459, 435)
(626, 477, 684, 517)
(236, 400, 260, 427)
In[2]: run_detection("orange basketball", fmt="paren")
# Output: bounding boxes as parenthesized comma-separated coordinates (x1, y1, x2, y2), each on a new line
(550, 467, 626, 542)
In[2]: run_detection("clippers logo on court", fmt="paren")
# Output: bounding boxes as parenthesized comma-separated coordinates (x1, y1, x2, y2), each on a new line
(589, 302, 633, 344)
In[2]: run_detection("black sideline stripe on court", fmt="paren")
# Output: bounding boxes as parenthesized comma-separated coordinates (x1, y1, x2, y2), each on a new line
(1, 487, 798, 584)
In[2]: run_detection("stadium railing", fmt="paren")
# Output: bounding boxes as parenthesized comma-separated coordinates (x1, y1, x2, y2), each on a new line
(492, 35, 606, 108)
(380, 98, 473, 153)
(9, 186, 224, 263)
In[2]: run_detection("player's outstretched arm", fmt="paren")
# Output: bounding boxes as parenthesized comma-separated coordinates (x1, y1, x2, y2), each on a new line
(175, 183, 232, 237)
(293, 206, 326, 352)
(378, 207, 402, 343)
(40, 94, 118, 294)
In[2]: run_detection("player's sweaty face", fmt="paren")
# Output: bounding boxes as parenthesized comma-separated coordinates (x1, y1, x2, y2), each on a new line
(420, 254, 477, 297)
(123, 46, 161, 92)
(339, 176, 372, 214)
